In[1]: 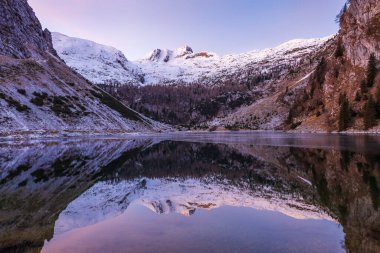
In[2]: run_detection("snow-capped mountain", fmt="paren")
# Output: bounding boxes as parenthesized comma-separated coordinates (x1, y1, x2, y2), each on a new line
(52, 32, 144, 85)
(50, 33, 333, 130)
(137, 37, 331, 85)
(52, 33, 331, 86)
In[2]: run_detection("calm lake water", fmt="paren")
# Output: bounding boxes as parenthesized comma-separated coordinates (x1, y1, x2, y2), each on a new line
(1, 132, 380, 253)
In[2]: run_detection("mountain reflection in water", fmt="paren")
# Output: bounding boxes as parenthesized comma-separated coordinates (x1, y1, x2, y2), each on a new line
(0, 133, 380, 253)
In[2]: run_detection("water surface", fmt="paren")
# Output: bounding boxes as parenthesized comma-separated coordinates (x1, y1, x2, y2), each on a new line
(1, 132, 380, 253)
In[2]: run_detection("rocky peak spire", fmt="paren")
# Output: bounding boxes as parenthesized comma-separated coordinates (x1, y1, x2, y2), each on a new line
(0, 0, 57, 58)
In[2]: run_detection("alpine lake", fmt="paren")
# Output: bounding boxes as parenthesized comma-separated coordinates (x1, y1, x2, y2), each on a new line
(1, 132, 380, 253)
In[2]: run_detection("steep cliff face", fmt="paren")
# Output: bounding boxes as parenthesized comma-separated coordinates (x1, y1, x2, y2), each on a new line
(341, 0, 380, 68)
(0, 0, 57, 59)
(0, 0, 166, 134)
(289, 0, 380, 132)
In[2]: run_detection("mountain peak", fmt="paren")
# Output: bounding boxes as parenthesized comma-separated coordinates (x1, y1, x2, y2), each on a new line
(175, 45, 193, 56)
(146, 45, 194, 63)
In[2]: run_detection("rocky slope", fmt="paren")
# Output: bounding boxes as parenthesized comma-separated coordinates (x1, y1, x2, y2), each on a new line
(287, 0, 380, 132)
(0, 0, 166, 135)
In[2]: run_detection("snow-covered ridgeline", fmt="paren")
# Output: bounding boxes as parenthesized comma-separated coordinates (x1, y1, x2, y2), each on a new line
(52, 33, 332, 86)
(137, 37, 332, 85)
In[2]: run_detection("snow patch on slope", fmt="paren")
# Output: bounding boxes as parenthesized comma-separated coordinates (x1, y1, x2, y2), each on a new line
(52, 32, 144, 85)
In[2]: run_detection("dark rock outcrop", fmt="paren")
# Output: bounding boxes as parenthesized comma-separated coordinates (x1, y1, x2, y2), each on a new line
(0, 0, 57, 58)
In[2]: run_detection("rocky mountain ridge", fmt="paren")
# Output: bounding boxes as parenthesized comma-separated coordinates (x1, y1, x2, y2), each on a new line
(0, 0, 166, 135)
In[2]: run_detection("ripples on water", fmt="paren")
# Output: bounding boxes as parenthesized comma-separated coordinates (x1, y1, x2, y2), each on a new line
(1, 133, 380, 253)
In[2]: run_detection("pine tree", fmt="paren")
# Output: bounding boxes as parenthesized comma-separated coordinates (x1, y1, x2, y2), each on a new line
(367, 53, 378, 88)
(335, 3, 348, 24)
(316, 57, 327, 86)
(355, 91, 361, 102)
(338, 94, 351, 131)
(335, 41, 344, 58)
(363, 95, 377, 130)
(376, 88, 380, 118)
(361, 80, 368, 94)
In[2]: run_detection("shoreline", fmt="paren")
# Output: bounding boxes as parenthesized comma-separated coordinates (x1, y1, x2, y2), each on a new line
(1, 128, 380, 142)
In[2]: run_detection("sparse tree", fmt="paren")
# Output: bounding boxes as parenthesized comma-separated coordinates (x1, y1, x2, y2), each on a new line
(361, 79, 368, 94)
(367, 53, 378, 88)
(335, 41, 344, 58)
(376, 88, 380, 117)
(316, 57, 327, 86)
(355, 91, 361, 102)
(335, 3, 348, 24)
(338, 94, 351, 131)
(363, 95, 377, 130)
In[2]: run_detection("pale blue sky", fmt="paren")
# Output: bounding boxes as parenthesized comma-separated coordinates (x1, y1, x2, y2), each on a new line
(29, 0, 346, 60)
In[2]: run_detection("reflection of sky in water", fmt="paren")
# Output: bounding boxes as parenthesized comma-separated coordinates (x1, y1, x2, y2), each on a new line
(43, 204, 344, 253)
(52, 178, 336, 236)
(3, 133, 380, 253)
